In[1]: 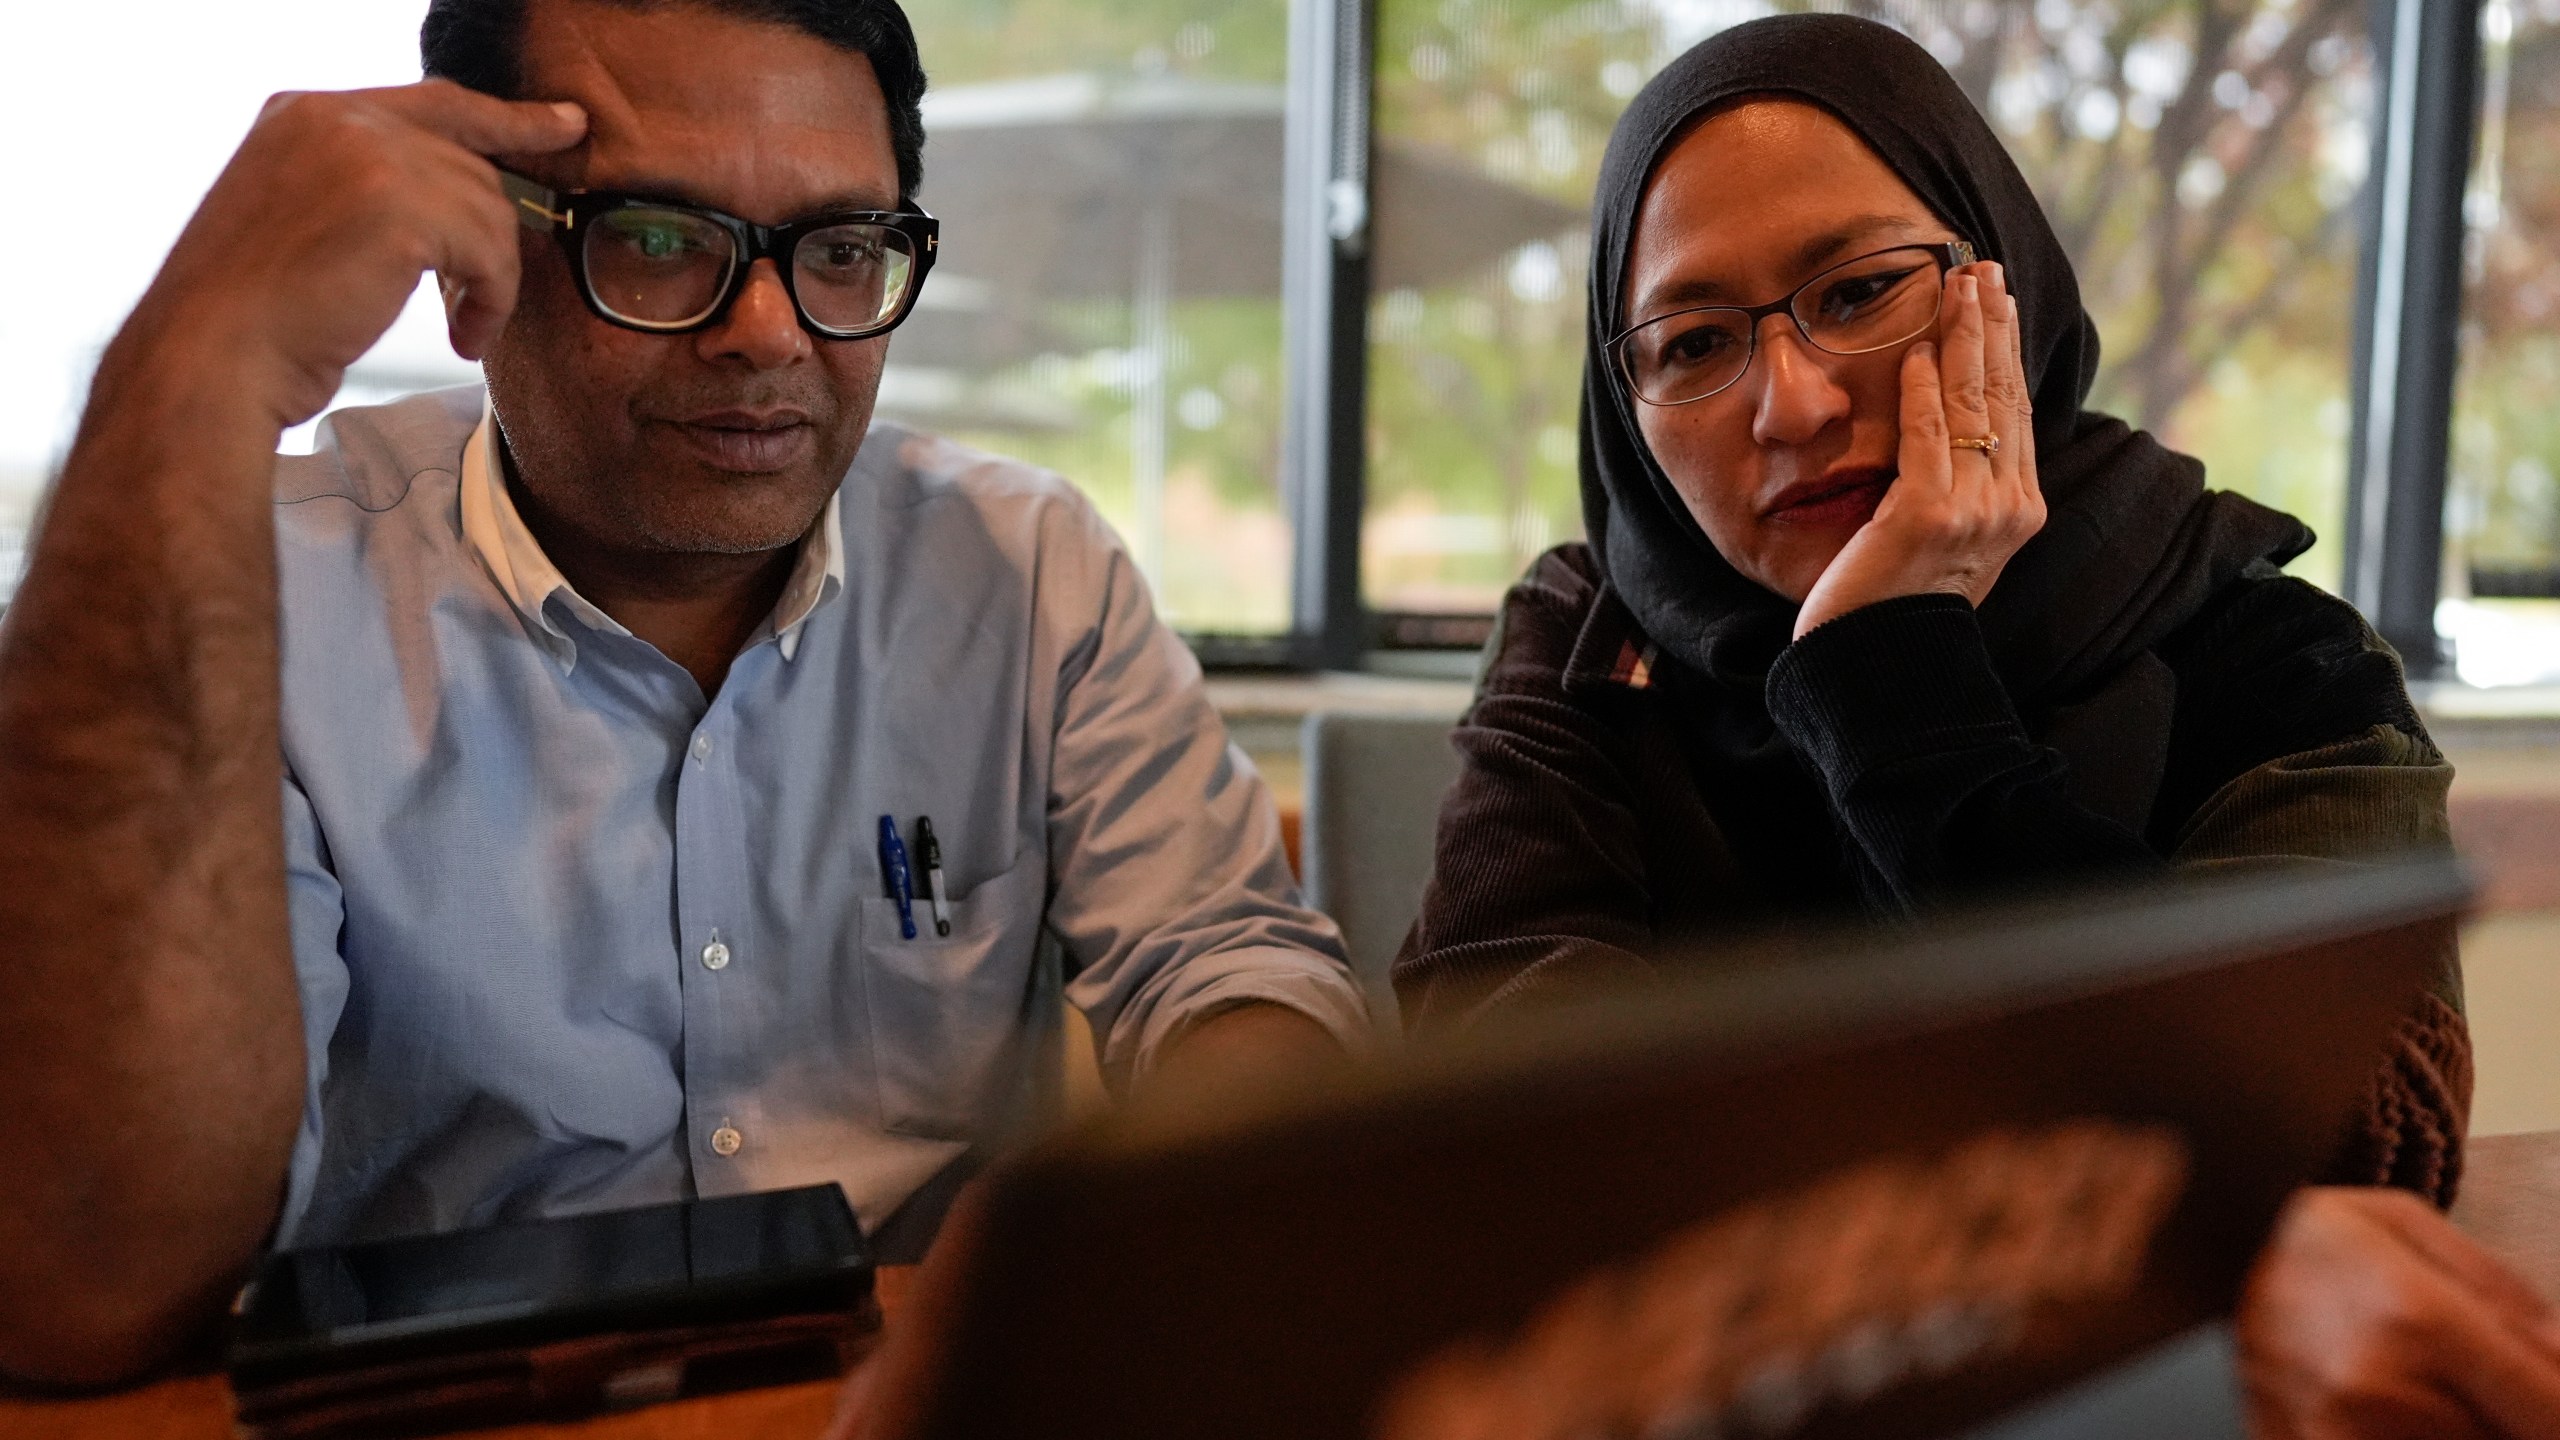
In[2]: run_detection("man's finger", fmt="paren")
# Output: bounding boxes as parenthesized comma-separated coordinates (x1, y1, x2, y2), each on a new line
(373, 78, 588, 158)
(439, 237, 521, 362)
(2419, 1297, 2560, 1437)
(2358, 1190, 2560, 1332)
(428, 163, 528, 361)
(446, 285, 509, 362)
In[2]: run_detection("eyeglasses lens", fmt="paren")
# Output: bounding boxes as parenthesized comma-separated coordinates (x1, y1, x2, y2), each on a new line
(793, 224, 917, 335)
(1793, 248, 1944, 356)
(583, 208, 737, 329)
(1624, 312, 1755, 407)
(1623, 246, 1949, 406)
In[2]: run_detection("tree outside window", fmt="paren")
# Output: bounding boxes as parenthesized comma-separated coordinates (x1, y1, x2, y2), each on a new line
(1365, 0, 2375, 617)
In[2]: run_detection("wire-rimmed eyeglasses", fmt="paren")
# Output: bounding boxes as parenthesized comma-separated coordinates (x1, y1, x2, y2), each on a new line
(499, 170, 940, 340)
(1610, 241, 1976, 407)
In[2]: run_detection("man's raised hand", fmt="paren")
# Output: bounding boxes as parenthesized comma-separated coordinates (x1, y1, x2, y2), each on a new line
(131, 79, 585, 431)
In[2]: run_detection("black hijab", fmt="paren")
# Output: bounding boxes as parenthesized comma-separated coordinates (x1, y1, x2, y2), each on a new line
(1580, 13, 2310, 706)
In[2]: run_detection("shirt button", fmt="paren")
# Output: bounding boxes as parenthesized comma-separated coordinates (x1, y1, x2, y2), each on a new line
(691, 734, 714, 761)
(710, 1126, 743, 1157)
(702, 939, 731, 971)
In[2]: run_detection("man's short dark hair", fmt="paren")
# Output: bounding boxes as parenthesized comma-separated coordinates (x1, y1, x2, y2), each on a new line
(421, 0, 927, 204)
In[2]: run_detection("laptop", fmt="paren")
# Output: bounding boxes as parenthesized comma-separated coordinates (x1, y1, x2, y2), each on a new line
(900, 855, 2469, 1440)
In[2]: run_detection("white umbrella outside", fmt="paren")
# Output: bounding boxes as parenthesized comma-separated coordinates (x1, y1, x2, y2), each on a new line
(894, 73, 1585, 579)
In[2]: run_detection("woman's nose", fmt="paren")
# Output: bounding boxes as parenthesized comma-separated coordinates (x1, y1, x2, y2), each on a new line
(1747, 315, 1853, 447)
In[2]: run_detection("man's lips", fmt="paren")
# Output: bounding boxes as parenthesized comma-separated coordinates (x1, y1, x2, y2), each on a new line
(1763, 468, 1894, 525)
(658, 408, 815, 473)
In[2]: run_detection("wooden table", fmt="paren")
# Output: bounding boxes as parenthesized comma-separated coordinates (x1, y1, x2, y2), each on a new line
(0, 1268, 917, 1440)
(14, 1137, 2560, 1440)
(2454, 1131, 2560, 1300)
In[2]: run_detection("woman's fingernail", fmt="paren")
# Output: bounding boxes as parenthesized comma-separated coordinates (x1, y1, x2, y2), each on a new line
(551, 101, 587, 125)
(1913, 341, 1936, 362)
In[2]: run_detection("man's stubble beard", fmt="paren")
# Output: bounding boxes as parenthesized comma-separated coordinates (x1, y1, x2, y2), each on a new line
(485, 361, 881, 561)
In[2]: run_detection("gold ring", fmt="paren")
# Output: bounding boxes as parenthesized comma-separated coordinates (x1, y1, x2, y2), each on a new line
(1950, 434, 2001, 455)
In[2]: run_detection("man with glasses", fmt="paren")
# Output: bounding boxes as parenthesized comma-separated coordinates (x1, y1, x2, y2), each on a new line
(0, 0, 1364, 1385)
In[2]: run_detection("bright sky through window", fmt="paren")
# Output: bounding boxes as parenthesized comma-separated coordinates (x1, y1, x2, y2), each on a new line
(0, 2, 475, 589)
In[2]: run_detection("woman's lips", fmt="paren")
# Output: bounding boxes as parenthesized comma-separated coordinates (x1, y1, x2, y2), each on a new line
(1766, 473, 1892, 527)
(665, 415, 814, 473)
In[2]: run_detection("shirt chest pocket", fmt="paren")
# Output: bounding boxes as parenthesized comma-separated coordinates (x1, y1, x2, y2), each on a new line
(857, 857, 1048, 1140)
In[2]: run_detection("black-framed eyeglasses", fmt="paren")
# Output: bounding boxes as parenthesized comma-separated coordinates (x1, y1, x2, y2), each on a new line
(1609, 241, 1976, 407)
(499, 170, 939, 340)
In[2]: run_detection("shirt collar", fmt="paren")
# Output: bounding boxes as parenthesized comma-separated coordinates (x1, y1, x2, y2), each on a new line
(457, 399, 845, 672)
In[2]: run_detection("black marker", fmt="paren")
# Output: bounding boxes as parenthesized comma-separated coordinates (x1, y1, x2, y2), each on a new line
(916, 816, 952, 937)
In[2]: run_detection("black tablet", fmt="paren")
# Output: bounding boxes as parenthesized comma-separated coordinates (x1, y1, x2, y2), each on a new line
(228, 1183, 872, 1436)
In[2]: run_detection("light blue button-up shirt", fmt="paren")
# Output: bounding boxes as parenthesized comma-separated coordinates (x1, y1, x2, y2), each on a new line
(271, 388, 1365, 1248)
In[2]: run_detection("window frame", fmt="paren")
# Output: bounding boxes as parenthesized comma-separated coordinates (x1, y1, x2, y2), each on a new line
(2342, 0, 2482, 680)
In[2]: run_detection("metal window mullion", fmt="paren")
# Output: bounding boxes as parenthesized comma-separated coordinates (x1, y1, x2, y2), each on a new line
(1280, 0, 1376, 670)
(2343, 0, 2483, 677)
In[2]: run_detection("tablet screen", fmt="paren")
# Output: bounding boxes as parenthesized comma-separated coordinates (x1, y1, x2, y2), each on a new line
(236, 1184, 865, 1349)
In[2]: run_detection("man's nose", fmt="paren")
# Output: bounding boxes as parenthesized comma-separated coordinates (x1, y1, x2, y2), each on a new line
(696, 258, 811, 370)
(1747, 315, 1852, 447)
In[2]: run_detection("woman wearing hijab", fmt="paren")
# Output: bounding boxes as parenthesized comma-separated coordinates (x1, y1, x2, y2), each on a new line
(1386, 16, 2556, 1433)
(1398, 15, 2464, 1201)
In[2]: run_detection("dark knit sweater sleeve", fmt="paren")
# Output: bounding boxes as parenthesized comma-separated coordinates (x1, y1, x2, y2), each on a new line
(1392, 554, 1657, 1033)
(1774, 579, 2469, 1205)
(2157, 574, 2470, 1204)
(1403, 558, 2468, 1205)
(1764, 593, 2162, 911)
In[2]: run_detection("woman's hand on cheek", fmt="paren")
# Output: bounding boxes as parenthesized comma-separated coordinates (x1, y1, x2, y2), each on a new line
(1791, 262, 2046, 640)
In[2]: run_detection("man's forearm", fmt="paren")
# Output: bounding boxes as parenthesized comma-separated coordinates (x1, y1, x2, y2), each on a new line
(0, 322, 303, 1385)
(0, 78, 589, 1388)
(1132, 1002, 1346, 1122)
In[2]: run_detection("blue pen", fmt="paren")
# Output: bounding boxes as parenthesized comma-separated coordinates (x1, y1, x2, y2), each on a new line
(878, 816, 918, 940)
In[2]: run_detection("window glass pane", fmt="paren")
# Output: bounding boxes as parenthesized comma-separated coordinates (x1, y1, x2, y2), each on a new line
(2444, 0, 2560, 686)
(0, 5, 458, 598)
(1365, 0, 2375, 617)
(894, 0, 1294, 634)
(3, 3, 1294, 636)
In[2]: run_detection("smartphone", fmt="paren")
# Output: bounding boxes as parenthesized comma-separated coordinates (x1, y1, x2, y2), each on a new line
(228, 1184, 872, 1435)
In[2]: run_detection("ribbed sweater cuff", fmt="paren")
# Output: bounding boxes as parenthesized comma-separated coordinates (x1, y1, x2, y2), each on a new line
(1767, 594, 2025, 786)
